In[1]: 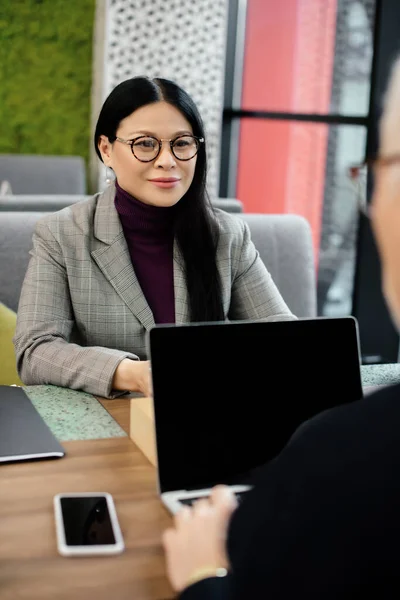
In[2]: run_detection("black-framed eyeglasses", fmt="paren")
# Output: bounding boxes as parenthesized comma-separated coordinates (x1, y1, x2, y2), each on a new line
(115, 134, 204, 162)
(348, 153, 400, 217)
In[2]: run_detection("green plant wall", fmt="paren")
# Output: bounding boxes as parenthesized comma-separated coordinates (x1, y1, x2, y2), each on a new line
(0, 0, 95, 178)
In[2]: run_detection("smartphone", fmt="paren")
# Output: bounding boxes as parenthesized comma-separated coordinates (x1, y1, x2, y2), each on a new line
(53, 492, 125, 556)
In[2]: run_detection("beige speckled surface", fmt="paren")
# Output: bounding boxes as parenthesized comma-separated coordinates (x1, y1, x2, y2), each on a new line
(23, 385, 126, 442)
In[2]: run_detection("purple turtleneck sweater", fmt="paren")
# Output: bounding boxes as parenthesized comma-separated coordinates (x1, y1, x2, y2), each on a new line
(114, 181, 176, 324)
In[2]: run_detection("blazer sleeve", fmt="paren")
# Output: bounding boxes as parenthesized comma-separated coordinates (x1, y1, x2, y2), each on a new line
(228, 219, 295, 321)
(13, 220, 138, 398)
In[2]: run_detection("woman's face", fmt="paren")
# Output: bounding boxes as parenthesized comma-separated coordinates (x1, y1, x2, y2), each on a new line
(98, 101, 198, 207)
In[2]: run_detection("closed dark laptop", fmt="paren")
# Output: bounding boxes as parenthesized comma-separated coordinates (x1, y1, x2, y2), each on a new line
(148, 317, 363, 513)
(0, 386, 65, 463)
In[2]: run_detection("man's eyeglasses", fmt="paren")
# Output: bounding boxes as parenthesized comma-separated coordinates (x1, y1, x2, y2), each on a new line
(348, 154, 400, 217)
(115, 134, 204, 162)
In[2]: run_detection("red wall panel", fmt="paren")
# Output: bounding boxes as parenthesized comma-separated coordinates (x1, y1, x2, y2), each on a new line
(236, 0, 337, 266)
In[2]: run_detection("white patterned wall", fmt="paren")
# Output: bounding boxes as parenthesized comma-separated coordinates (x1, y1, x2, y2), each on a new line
(99, 0, 229, 197)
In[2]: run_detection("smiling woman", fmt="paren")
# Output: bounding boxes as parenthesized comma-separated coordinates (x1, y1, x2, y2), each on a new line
(13, 76, 294, 399)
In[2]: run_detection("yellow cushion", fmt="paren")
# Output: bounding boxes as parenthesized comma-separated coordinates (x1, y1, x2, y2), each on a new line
(0, 303, 23, 386)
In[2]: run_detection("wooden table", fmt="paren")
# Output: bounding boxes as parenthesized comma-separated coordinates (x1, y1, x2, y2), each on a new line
(0, 397, 175, 600)
(97, 396, 133, 434)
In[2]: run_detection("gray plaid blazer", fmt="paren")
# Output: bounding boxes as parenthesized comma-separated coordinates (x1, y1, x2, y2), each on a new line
(14, 184, 294, 397)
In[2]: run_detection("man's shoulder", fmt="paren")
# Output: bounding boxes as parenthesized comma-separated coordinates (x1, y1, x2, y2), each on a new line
(283, 381, 400, 471)
(314, 381, 400, 433)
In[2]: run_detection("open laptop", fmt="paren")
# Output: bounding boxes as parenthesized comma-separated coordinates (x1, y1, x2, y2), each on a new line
(148, 316, 363, 514)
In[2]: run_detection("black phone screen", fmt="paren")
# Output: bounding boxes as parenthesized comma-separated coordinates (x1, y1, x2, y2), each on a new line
(60, 496, 116, 546)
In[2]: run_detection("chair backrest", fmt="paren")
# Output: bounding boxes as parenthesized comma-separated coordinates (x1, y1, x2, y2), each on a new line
(0, 154, 86, 195)
(0, 212, 49, 312)
(0, 206, 244, 312)
(0, 195, 243, 213)
(238, 213, 317, 318)
(0, 211, 316, 318)
(0, 195, 90, 212)
(212, 198, 243, 212)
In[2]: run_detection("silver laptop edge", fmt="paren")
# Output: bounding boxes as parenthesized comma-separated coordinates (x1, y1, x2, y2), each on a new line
(161, 485, 253, 515)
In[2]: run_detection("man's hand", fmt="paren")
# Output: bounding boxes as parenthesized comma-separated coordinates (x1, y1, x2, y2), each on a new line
(162, 486, 238, 592)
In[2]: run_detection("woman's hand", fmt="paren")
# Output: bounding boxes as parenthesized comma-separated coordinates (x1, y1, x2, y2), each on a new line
(162, 486, 238, 592)
(112, 358, 152, 396)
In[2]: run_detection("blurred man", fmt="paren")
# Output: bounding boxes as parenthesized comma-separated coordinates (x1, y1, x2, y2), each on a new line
(162, 55, 400, 599)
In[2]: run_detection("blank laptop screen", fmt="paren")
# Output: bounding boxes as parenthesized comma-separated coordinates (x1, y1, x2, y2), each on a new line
(148, 317, 363, 494)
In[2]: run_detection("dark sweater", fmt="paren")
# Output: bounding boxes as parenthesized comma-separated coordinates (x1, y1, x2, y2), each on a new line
(114, 181, 176, 324)
(180, 382, 400, 599)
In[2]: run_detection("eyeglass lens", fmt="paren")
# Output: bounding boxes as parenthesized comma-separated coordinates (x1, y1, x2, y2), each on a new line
(131, 136, 199, 161)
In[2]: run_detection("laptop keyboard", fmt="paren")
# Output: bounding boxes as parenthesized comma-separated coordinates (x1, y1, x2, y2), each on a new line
(179, 490, 249, 506)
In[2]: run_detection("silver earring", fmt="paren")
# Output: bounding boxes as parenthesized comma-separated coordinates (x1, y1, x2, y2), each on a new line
(105, 166, 114, 185)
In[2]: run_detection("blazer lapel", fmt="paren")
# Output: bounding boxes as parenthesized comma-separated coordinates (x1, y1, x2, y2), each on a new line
(173, 239, 190, 324)
(91, 184, 155, 331)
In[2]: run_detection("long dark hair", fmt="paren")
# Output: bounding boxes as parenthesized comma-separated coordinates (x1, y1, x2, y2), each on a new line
(94, 77, 224, 322)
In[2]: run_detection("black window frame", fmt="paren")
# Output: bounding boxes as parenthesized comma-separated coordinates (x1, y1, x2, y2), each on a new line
(220, 0, 400, 364)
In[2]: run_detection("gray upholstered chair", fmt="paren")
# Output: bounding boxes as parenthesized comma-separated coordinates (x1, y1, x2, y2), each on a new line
(0, 212, 49, 312)
(239, 213, 316, 318)
(0, 211, 315, 318)
(0, 195, 90, 212)
(0, 154, 86, 194)
(212, 198, 243, 212)
(0, 194, 243, 213)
